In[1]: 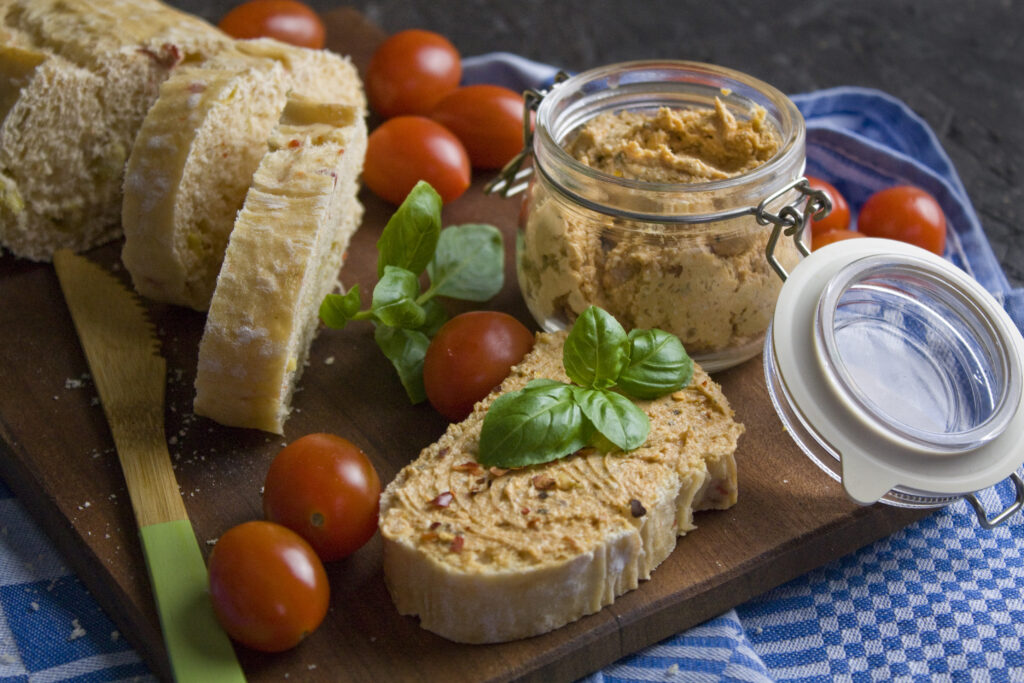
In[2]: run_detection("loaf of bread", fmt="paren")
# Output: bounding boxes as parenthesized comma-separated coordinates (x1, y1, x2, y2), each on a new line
(379, 332, 743, 643)
(121, 39, 366, 311)
(0, 0, 229, 261)
(193, 97, 367, 433)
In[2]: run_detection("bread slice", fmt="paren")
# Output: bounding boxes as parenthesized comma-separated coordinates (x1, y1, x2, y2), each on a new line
(379, 331, 743, 643)
(193, 97, 367, 434)
(0, 0, 229, 261)
(121, 39, 365, 311)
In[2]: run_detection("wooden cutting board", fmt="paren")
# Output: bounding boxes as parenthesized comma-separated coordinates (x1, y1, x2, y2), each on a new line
(0, 8, 930, 682)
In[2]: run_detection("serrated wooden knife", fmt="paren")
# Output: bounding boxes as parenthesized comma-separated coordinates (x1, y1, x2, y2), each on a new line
(53, 249, 246, 683)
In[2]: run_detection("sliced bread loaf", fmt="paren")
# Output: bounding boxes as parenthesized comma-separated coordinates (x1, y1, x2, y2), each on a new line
(193, 97, 367, 434)
(379, 331, 743, 643)
(121, 39, 365, 311)
(0, 0, 229, 261)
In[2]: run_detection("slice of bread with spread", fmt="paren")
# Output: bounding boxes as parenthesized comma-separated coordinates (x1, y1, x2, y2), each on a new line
(0, 0, 229, 261)
(193, 97, 367, 434)
(121, 39, 365, 311)
(379, 331, 743, 643)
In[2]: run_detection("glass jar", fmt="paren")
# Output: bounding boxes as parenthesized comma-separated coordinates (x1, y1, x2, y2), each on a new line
(514, 61, 810, 372)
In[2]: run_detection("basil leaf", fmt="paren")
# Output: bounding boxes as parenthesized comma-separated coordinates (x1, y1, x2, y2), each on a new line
(427, 224, 504, 301)
(319, 285, 361, 329)
(415, 298, 448, 337)
(616, 328, 693, 399)
(376, 181, 442, 278)
(478, 380, 590, 468)
(374, 325, 429, 403)
(372, 266, 426, 328)
(563, 306, 629, 389)
(573, 387, 649, 451)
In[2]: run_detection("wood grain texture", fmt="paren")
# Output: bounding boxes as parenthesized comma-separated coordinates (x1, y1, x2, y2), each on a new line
(0, 8, 932, 682)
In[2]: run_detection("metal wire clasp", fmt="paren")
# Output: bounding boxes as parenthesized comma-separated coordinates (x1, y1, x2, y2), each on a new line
(484, 71, 572, 198)
(756, 177, 832, 281)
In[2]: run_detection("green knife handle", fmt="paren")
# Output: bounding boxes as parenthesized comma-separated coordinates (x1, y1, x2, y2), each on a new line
(139, 520, 247, 682)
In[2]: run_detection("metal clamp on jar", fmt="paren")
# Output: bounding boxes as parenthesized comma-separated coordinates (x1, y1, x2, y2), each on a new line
(488, 60, 825, 373)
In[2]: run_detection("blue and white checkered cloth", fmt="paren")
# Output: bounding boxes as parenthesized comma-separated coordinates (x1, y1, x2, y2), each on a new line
(2, 54, 1022, 682)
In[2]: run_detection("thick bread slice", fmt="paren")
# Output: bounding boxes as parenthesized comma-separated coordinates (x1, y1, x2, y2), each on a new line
(193, 97, 367, 434)
(0, 0, 229, 261)
(379, 332, 743, 643)
(121, 39, 365, 310)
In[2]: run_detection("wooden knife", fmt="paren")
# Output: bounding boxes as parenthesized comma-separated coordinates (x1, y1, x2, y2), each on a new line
(53, 249, 246, 682)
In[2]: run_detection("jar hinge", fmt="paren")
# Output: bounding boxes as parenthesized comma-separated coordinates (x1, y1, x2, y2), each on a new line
(756, 177, 832, 281)
(965, 472, 1024, 529)
(484, 71, 572, 198)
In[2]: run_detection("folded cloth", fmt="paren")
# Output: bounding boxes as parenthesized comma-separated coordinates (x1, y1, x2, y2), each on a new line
(0, 54, 1021, 683)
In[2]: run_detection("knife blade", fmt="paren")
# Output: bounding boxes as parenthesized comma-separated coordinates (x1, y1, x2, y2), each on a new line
(53, 249, 246, 683)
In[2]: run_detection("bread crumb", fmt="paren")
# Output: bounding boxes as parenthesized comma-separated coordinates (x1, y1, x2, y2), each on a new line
(68, 618, 86, 640)
(324, 356, 335, 365)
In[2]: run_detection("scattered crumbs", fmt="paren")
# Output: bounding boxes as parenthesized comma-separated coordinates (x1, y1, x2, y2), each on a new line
(324, 355, 335, 365)
(81, 501, 91, 509)
(90, 396, 100, 406)
(52, 395, 59, 401)
(753, 626, 763, 635)
(782, 479, 789, 484)
(206, 538, 218, 546)
(64, 376, 86, 389)
(169, 436, 178, 445)
(307, 664, 317, 671)
(664, 663, 679, 678)
(30, 602, 39, 611)
(68, 618, 86, 641)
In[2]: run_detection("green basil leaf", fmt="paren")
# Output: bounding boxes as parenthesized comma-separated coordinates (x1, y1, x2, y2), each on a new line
(616, 328, 693, 399)
(478, 380, 590, 468)
(426, 223, 504, 301)
(415, 298, 449, 337)
(563, 306, 629, 389)
(376, 181, 442, 278)
(374, 325, 429, 403)
(372, 266, 426, 328)
(572, 387, 649, 451)
(319, 286, 361, 329)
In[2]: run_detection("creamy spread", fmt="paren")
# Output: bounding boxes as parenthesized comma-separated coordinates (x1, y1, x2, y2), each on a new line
(518, 102, 802, 364)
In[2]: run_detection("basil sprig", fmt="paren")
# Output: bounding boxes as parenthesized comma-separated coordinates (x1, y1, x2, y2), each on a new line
(478, 306, 693, 468)
(319, 181, 504, 403)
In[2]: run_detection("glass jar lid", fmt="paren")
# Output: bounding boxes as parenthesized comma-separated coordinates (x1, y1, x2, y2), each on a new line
(765, 237, 1024, 527)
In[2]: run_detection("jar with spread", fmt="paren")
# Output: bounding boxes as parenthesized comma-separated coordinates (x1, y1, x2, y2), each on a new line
(499, 61, 814, 372)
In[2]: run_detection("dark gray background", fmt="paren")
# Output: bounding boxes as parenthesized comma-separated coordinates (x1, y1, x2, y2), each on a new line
(171, 0, 1023, 288)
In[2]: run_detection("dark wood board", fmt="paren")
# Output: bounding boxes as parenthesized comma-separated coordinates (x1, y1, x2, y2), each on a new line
(0, 8, 930, 682)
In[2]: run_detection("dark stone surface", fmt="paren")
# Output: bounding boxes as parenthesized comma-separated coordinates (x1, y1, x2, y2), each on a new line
(173, 0, 1022, 288)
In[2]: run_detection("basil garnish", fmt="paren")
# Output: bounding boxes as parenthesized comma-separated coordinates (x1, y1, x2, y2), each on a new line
(320, 181, 505, 402)
(478, 306, 691, 468)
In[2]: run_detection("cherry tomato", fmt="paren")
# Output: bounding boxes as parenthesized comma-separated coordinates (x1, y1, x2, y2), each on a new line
(430, 85, 527, 169)
(364, 116, 471, 205)
(423, 312, 535, 422)
(208, 521, 329, 653)
(366, 29, 461, 118)
(218, 0, 325, 49)
(263, 433, 381, 562)
(812, 229, 866, 250)
(857, 185, 947, 255)
(805, 176, 851, 239)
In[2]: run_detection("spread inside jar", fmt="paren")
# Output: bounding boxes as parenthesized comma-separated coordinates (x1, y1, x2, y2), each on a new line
(518, 98, 802, 366)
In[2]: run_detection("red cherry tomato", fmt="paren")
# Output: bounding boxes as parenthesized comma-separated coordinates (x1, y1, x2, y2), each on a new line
(857, 185, 947, 255)
(218, 0, 325, 49)
(208, 521, 329, 653)
(423, 311, 535, 422)
(430, 85, 527, 169)
(263, 433, 381, 562)
(366, 29, 461, 118)
(805, 176, 851, 239)
(812, 229, 866, 250)
(364, 116, 471, 205)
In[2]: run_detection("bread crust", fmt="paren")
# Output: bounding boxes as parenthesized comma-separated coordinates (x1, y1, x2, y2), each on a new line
(379, 332, 743, 643)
